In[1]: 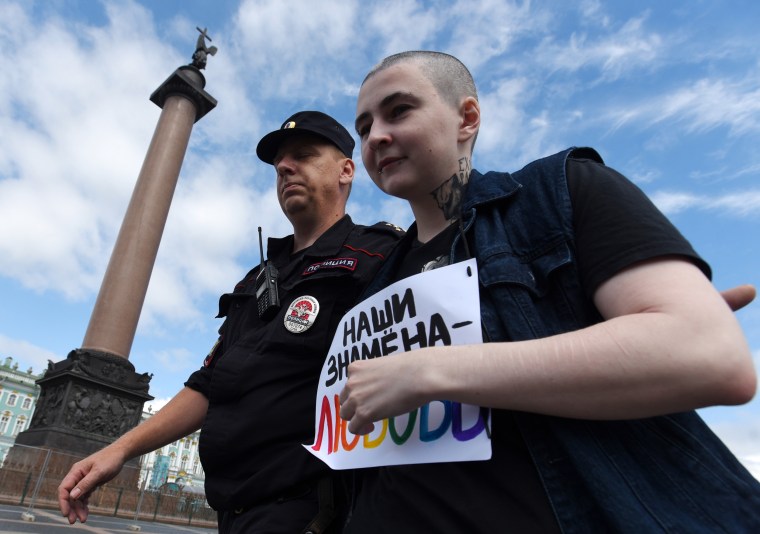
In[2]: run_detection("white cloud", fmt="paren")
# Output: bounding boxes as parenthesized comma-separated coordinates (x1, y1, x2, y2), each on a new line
(232, 0, 361, 100)
(688, 165, 733, 182)
(0, 1, 177, 299)
(578, 0, 607, 26)
(533, 13, 662, 82)
(650, 190, 760, 217)
(605, 76, 760, 138)
(477, 77, 529, 155)
(655, 78, 760, 136)
(363, 0, 441, 58)
(447, 0, 545, 73)
(476, 77, 561, 167)
(0, 334, 57, 373)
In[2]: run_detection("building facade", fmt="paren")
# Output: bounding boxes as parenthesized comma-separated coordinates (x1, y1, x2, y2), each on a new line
(0, 356, 42, 463)
(137, 405, 205, 492)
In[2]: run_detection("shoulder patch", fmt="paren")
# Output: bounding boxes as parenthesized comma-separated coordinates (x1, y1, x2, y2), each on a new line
(204, 337, 222, 367)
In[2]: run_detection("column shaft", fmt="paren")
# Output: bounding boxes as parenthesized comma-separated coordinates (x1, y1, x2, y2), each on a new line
(82, 95, 197, 357)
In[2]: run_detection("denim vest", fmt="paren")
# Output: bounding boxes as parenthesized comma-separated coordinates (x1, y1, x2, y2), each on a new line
(362, 148, 760, 532)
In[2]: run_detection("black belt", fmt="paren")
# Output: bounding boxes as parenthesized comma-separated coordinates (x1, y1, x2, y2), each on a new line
(230, 476, 336, 534)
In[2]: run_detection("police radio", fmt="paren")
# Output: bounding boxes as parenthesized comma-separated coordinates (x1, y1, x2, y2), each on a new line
(255, 227, 280, 320)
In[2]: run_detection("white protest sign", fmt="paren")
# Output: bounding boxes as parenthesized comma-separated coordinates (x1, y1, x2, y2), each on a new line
(306, 258, 491, 469)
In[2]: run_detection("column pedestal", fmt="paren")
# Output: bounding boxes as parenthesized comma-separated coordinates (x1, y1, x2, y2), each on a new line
(5, 349, 153, 486)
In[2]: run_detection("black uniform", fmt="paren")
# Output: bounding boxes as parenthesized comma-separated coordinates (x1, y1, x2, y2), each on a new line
(185, 215, 403, 533)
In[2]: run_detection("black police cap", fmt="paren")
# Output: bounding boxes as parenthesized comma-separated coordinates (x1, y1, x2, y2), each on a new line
(256, 110, 355, 165)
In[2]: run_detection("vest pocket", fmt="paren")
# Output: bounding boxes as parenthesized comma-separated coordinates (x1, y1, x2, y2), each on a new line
(478, 240, 573, 298)
(477, 241, 581, 341)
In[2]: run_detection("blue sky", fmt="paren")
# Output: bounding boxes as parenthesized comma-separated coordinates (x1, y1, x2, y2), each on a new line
(1, 0, 758, 476)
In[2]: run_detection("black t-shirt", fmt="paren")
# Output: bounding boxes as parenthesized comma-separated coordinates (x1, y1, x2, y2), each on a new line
(345, 158, 708, 533)
(184, 216, 403, 511)
(568, 158, 709, 294)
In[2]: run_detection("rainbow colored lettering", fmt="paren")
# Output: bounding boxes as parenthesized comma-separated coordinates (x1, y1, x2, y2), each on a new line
(311, 394, 490, 454)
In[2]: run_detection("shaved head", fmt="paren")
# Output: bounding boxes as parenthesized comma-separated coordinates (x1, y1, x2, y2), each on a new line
(363, 51, 478, 110)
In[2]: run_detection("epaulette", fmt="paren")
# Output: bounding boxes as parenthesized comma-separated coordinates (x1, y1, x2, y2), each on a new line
(367, 221, 406, 236)
(232, 266, 261, 293)
(218, 267, 259, 318)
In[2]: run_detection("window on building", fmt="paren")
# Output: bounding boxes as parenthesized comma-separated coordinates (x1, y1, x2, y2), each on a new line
(0, 414, 9, 434)
(193, 458, 200, 475)
(180, 456, 188, 471)
(13, 418, 25, 436)
(22, 397, 32, 410)
(7, 394, 17, 407)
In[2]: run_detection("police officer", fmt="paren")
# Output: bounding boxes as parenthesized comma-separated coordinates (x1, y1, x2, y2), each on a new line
(58, 110, 403, 533)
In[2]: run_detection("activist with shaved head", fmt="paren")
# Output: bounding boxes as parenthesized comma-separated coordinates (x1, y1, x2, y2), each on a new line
(340, 51, 760, 532)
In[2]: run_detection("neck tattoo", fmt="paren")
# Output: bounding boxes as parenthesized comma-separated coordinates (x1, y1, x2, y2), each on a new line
(431, 157, 471, 221)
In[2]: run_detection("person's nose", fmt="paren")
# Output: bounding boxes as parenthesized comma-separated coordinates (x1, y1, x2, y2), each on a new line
(366, 121, 391, 152)
(276, 155, 296, 178)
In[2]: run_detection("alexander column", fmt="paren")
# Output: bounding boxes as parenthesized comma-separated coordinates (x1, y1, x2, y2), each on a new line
(8, 29, 218, 474)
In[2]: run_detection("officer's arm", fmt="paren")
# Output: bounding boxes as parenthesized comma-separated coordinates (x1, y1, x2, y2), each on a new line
(58, 387, 208, 524)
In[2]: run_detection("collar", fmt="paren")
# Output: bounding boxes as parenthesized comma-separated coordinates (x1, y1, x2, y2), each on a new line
(267, 214, 356, 266)
(395, 168, 519, 252)
(460, 168, 523, 212)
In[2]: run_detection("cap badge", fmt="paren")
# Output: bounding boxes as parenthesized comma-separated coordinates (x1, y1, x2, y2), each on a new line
(283, 121, 296, 129)
(284, 295, 320, 333)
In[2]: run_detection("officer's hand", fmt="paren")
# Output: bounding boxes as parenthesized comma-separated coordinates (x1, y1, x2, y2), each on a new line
(58, 447, 126, 524)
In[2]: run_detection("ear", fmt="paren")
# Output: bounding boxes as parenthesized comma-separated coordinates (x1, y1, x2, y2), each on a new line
(339, 157, 355, 187)
(458, 96, 480, 145)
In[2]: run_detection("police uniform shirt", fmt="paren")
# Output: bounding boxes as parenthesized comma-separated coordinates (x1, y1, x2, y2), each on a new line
(185, 215, 403, 511)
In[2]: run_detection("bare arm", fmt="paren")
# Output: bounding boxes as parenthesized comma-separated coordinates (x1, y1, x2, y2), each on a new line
(58, 387, 208, 524)
(340, 259, 756, 434)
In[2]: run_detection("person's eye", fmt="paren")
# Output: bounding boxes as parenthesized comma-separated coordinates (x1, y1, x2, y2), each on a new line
(357, 124, 370, 138)
(391, 104, 411, 118)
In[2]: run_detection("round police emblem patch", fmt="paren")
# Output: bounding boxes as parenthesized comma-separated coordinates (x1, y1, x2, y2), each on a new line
(284, 295, 320, 334)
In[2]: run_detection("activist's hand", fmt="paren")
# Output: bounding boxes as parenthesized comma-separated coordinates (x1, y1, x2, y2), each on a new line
(340, 350, 432, 435)
(58, 446, 126, 524)
(721, 284, 755, 312)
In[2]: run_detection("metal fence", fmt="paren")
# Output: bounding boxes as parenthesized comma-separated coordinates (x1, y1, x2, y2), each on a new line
(0, 443, 216, 528)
